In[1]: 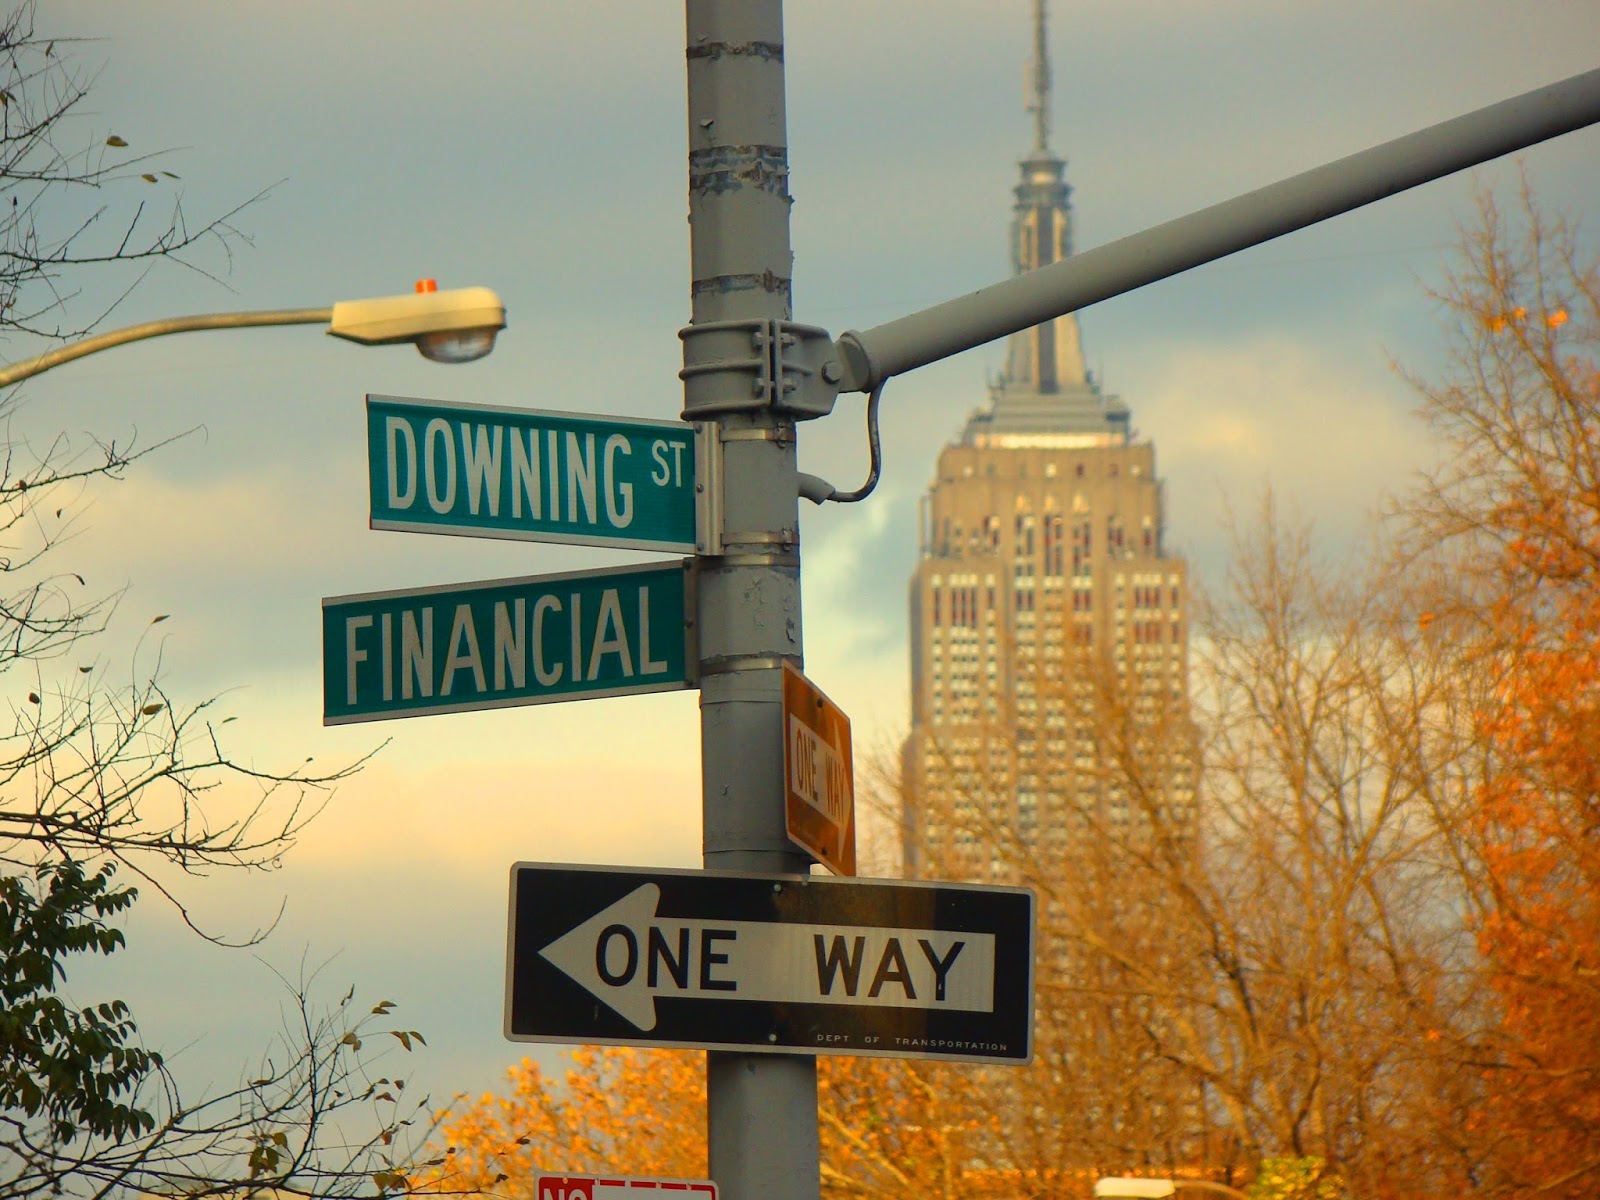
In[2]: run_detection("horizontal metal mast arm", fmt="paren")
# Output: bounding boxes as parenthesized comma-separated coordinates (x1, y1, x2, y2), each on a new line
(834, 65, 1600, 392)
(0, 308, 333, 387)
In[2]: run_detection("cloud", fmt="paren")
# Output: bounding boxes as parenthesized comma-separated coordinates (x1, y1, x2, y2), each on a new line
(1130, 334, 1431, 568)
(293, 739, 703, 876)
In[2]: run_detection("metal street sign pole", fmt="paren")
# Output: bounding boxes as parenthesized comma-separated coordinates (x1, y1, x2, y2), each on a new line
(682, 4, 816, 1199)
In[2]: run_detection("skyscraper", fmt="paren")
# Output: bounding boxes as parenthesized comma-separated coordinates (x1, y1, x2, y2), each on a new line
(902, 2, 1190, 879)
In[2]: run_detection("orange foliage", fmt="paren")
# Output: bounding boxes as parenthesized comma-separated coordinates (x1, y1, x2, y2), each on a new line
(419, 1048, 1012, 1200)
(1471, 593, 1600, 1196)
(816, 1055, 1014, 1200)
(419, 1048, 705, 1194)
(1427, 181, 1600, 1196)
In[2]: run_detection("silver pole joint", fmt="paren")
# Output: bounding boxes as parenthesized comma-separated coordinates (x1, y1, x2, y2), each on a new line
(699, 653, 796, 677)
(679, 317, 843, 419)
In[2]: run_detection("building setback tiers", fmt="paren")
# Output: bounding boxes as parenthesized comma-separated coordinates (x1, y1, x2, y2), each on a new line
(902, 3, 1191, 881)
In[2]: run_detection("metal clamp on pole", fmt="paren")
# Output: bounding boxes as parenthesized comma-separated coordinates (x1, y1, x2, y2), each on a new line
(765, 320, 842, 418)
(693, 422, 725, 557)
(679, 317, 843, 419)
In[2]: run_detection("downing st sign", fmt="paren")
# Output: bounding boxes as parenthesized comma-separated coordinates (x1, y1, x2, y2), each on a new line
(367, 394, 700, 552)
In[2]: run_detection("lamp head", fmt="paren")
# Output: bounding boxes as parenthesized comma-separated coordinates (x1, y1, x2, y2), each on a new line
(327, 282, 506, 362)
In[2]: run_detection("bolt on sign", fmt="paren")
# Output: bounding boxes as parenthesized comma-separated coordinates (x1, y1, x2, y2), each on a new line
(782, 661, 855, 876)
(322, 561, 694, 724)
(506, 863, 1035, 1064)
(366, 394, 699, 552)
(536, 1175, 716, 1200)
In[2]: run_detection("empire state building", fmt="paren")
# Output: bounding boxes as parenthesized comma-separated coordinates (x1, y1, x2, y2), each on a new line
(902, 6, 1190, 879)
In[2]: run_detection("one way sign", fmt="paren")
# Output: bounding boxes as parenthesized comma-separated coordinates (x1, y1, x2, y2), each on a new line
(505, 863, 1034, 1064)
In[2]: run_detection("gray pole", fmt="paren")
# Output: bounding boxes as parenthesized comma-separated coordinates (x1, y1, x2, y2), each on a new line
(835, 64, 1600, 391)
(683, 4, 820, 1200)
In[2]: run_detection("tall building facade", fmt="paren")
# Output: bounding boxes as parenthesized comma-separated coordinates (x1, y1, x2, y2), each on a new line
(902, 6, 1190, 879)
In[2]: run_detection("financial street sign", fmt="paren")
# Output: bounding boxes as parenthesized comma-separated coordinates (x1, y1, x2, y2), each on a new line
(782, 662, 855, 876)
(505, 863, 1035, 1064)
(367, 394, 699, 552)
(536, 1175, 716, 1200)
(323, 562, 694, 724)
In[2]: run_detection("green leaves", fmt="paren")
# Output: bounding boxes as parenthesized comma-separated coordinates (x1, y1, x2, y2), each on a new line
(0, 861, 161, 1143)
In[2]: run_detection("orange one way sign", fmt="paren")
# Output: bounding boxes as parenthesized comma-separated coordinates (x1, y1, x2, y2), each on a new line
(782, 661, 855, 876)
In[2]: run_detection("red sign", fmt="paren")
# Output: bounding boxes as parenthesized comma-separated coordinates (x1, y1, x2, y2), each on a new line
(782, 661, 856, 876)
(536, 1175, 717, 1200)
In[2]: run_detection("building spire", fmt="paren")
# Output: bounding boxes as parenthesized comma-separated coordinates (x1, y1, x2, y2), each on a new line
(1026, 0, 1051, 154)
(963, 0, 1130, 447)
(1001, 0, 1086, 395)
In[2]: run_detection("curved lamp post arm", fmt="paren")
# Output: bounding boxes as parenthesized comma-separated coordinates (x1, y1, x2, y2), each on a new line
(0, 309, 332, 388)
(0, 284, 507, 387)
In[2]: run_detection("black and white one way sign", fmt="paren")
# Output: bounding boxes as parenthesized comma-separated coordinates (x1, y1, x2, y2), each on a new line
(505, 863, 1034, 1064)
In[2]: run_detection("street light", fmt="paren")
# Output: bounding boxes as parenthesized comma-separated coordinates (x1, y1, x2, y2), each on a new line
(0, 281, 507, 387)
(328, 281, 505, 364)
(1095, 1177, 1249, 1200)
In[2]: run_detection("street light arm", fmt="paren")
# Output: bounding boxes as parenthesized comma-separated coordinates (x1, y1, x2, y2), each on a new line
(0, 308, 333, 387)
(0, 284, 508, 387)
(834, 64, 1600, 392)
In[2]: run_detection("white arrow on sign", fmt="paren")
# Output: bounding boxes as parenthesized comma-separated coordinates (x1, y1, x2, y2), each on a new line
(538, 883, 996, 1031)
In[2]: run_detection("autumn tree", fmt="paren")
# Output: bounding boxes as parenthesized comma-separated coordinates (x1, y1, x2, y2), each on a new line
(426, 1049, 707, 1191)
(1399, 178, 1600, 1198)
(424, 504, 1482, 1200)
(881, 180, 1600, 1199)
(424, 1048, 1010, 1200)
(894, 505, 1492, 1198)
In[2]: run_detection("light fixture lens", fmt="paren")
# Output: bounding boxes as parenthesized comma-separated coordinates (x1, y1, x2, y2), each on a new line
(416, 327, 498, 364)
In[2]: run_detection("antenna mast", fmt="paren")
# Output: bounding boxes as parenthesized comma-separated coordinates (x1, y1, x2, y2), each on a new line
(1026, 0, 1051, 152)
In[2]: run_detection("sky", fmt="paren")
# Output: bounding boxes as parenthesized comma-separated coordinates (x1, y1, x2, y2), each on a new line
(19, 0, 1600, 1148)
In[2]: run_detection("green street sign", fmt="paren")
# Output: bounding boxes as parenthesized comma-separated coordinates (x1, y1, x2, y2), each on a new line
(367, 394, 699, 552)
(323, 561, 695, 725)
